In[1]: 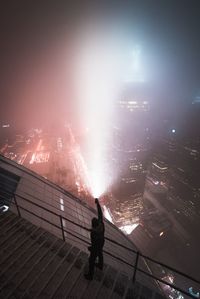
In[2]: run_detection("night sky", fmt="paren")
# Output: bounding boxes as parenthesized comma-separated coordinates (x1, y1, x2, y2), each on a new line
(1, 0, 200, 127)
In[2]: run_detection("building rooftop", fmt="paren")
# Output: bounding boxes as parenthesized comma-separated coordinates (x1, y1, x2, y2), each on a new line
(0, 154, 199, 299)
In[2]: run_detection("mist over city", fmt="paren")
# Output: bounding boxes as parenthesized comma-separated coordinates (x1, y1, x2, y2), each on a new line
(1, 1, 200, 298)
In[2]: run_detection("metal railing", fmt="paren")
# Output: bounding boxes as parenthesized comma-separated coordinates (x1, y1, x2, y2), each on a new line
(0, 155, 200, 298)
(0, 154, 137, 255)
(1, 194, 199, 299)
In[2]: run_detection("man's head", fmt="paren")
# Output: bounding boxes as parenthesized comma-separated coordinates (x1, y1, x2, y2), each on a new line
(92, 217, 98, 228)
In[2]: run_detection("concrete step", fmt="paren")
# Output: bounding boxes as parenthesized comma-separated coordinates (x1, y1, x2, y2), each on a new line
(124, 280, 166, 299)
(0, 211, 168, 299)
(2, 233, 59, 299)
(12, 239, 63, 298)
(0, 210, 18, 226)
(20, 240, 69, 299)
(0, 229, 47, 297)
(0, 214, 24, 235)
(0, 211, 15, 226)
(0, 227, 42, 277)
(96, 266, 119, 299)
(124, 280, 142, 299)
(0, 220, 34, 256)
(25, 242, 74, 298)
(0, 217, 27, 246)
(110, 272, 129, 299)
(52, 251, 88, 299)
(81, 265, 109, 299)
(66, 265, 90, 299)
(36, 246, 82, 298)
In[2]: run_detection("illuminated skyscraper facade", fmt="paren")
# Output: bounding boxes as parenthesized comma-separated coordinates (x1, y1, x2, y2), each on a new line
(109, 82, 152, 229)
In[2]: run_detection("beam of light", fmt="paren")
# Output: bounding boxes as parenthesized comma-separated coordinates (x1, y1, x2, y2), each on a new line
(102, 205, 114, 224)
(74, 25, 147, 197)
(75, 29, 122, 197)
(124, 45, 145, 82)
(88, 168, 107, 198)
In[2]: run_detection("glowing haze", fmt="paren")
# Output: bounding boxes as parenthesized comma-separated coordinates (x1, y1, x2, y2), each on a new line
(74, 26, 123, 197)
(74, 24, 145, 197)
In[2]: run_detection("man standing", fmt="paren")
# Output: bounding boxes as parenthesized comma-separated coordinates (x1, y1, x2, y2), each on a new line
(84, 198, 105, 280)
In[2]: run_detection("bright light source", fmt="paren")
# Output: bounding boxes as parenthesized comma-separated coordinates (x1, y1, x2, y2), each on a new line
(74, 28, 146, 197)
(102, 205, 114, 223)
(172, 129, 176, 133)
(159, 231, 164, 237)
(89, 169, 107, 198)
(119, 223, 139, 235)
(75, 30, 122, 197)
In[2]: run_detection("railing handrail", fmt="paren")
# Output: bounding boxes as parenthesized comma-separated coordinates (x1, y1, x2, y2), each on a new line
(140, 252, 200, 285)
(0, 154, 84, 201)
(0, 179, 94, 222)
(13, 193, 140, 255)
(10, 193, 200, 284)
(0, 154, 136, 246)
(1, 154, 200, 298)
(5, 196, 199, 299)
(1, 182, 200, 286)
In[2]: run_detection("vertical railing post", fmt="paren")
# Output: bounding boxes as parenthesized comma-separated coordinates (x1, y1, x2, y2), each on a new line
(13, 194, 21, 217)
(60, 215, 65, 242)
(133, 251, 140, 283)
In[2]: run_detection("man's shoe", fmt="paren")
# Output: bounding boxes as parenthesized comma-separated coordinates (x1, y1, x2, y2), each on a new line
(95, 263, 103, 270)
(84, 273, 93, 280)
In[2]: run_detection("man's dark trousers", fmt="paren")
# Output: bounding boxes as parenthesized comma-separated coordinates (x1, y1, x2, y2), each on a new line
(88, 246, 103, 278)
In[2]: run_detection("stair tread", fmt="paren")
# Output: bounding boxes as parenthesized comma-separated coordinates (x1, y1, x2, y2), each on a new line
(0, 211, 170, 299)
